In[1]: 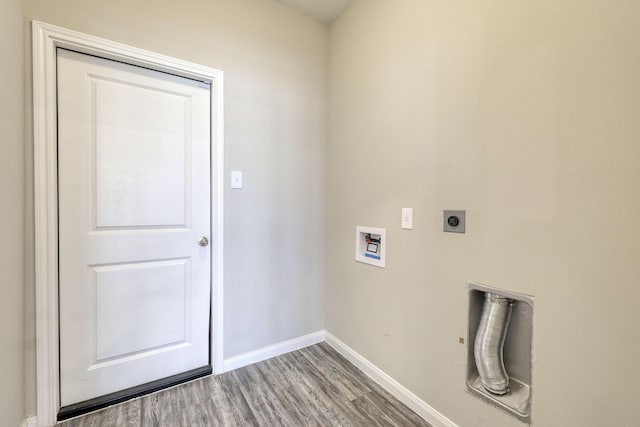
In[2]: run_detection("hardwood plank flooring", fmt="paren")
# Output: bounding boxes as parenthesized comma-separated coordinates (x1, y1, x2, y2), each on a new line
(58, 342, 431, 427)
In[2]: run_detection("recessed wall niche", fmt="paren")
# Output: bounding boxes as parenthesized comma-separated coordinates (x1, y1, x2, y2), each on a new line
(467, 283, 534, 423)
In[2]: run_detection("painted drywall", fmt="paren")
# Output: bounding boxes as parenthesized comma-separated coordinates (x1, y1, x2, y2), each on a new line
(24, 0, 327, 416)
(327, 1, 640, 426)
(0, 0, 25, 424)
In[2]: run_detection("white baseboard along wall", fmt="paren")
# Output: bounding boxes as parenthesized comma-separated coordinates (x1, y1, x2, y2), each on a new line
(222, 330, 325, 372)
(26, 330, 456, 427)
(20, 416, 37, 427)
(223, 330, 457, 427)
(323, 332, 457, 427)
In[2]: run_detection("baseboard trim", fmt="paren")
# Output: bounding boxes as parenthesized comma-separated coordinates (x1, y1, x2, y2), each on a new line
(223, 330, 325, 372)
(324, 332, 458, 427)
(21, 416, 37, 427)
(37, 331, 455, 427)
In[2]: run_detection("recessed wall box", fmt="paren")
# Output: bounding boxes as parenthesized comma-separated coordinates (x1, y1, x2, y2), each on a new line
(355, 226, 386, 268)
(467, 283, 534, 423)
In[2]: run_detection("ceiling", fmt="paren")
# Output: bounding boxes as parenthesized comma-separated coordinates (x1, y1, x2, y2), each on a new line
(276, 0, 352, 23)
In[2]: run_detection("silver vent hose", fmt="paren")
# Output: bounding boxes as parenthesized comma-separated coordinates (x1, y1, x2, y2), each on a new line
(474, 293, 514, 395)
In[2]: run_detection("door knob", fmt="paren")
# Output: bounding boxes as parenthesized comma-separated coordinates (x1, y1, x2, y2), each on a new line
(198, 237, 209, 247)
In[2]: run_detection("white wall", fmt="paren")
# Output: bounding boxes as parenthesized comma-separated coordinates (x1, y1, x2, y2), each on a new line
(0, 0, 25, 424)
(20, 1, 640, 425)
(24, 0, 328, 416)
(327, 1, 640, 426)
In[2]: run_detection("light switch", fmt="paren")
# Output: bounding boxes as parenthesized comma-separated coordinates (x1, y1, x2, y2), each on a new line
(231, 171, 243, 189)
(402, 208, 413, 229)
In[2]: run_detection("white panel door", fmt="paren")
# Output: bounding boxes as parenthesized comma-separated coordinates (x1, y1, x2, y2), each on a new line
(57, 48, 211, 406)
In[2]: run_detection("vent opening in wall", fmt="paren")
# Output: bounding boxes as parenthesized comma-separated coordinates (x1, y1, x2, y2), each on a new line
(467, 283, 534, 423)
(355, 226, 386, 268)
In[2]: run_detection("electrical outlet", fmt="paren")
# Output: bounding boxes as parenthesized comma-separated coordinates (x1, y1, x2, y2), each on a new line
(444, 210, 465, 233)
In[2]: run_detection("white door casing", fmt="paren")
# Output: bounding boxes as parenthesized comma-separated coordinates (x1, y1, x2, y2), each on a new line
(57, 49, 211, 405)
(33, 21, 224, 426)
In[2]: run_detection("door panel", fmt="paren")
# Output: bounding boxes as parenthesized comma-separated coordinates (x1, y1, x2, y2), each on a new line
(57, 48, 211, 407)
(93, 76, 190, 228)
(93, 259, 190, 362)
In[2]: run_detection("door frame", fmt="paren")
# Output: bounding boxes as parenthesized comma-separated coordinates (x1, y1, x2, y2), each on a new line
(32, 21, 224, 426)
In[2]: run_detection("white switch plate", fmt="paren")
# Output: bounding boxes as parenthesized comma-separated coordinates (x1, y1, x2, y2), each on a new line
(402, 208, 413, 229)
(231, 171, 243, 189)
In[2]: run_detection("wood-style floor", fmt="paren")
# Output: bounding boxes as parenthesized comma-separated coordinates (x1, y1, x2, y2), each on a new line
(58, 342, 431, 427)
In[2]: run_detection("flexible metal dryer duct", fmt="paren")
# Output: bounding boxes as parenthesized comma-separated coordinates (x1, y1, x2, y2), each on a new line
(474, 292, 514, 395)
